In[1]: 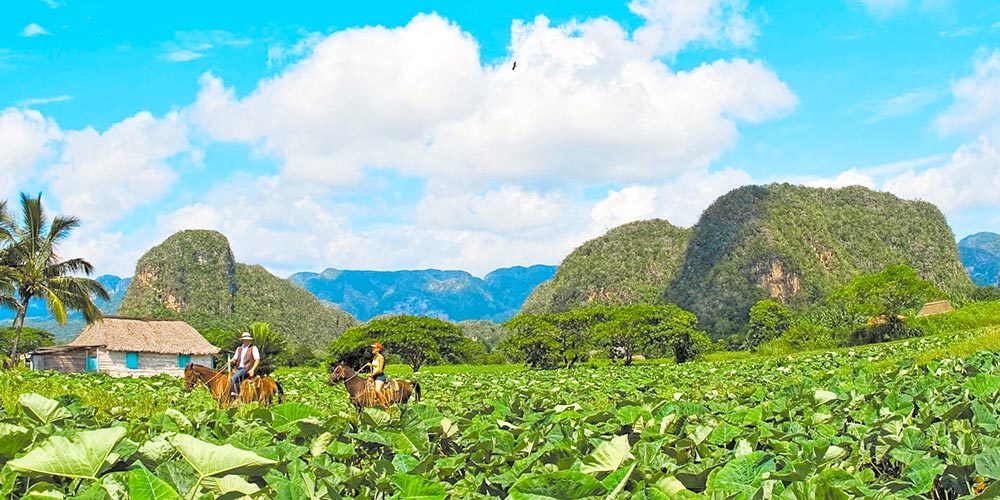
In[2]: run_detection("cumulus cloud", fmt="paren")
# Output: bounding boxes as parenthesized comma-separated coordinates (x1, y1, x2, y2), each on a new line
(192, 12, 795, 187)
(629, 0, 758, 55)
(416, 185, 567, 233)
(881, 134, 1000, 212)
(45, 111, 191, 225)
(935, 49, 1000, 135)
(591, 168, 754, 229)
(0, 108, 60, 195)
(21, 23, 51, 37)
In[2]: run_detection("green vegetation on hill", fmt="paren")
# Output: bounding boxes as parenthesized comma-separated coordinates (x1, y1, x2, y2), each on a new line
(118, 230, 356, 356)
(521, 219, 691, 314)
(666, 184, 973, 335)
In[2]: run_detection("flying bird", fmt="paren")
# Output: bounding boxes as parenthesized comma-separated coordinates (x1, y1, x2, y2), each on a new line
(512, 61, 517, 70)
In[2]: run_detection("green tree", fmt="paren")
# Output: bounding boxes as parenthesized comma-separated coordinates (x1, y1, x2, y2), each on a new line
(546, 306, 611, 368)
(499, 315, 561, 369)
(593, 304, 702, 365)
(0, 327, 54, 356)
(329, 315, 466, 372)
(2, 194, 109, 364)
(830, 264, 945, 344)
(746, 300, 793, 351)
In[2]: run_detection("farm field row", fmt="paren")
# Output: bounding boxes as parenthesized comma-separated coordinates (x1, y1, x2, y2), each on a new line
(0, 327, 998, 498)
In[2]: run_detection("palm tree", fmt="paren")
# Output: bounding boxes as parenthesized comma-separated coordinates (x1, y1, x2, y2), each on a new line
(3, 194, 109, 365)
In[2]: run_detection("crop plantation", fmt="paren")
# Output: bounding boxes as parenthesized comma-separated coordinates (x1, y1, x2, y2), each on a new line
(0, 327, 998, 498)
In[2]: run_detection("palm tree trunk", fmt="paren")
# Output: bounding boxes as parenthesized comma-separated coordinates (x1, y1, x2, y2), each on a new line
(8, 298, 29, 367)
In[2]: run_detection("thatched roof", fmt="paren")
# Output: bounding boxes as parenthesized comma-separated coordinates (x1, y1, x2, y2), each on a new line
(69, 317, 220, 355)
(917, 300, 953, 318)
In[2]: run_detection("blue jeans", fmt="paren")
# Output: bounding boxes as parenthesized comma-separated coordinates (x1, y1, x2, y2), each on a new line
(230, 367, 248, 394)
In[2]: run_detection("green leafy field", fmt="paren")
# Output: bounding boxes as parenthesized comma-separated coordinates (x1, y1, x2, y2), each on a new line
(1, 328, 999, 498)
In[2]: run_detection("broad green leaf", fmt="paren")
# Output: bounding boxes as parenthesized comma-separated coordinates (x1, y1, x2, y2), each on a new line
(510, 470, 606, 500)
(137, 435, 176, 466)
(814, 390, 837, 405)
(167, 433, 276, 478)
(270, 403, 320, 430)
(128, 465, 181, 500)
(8, 427, 126, 480)
(706, 452, 776, 494)
(0, 423, 32, 458)
(388, 473, 447, 500)
(581, 435, 633, 474)
(977, 449, 1000, 480)
(202, 474, 260, 497)
(603, 462, 636, 499)
(22, 482, 63, 499)
(18, 393, 71, 425)
(655, 476, 688, 496)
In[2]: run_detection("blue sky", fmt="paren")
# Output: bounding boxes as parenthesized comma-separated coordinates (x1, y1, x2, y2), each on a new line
(2, 0, 999, 277)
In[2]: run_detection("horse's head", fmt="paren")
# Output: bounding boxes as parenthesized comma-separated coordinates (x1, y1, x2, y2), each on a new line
(183, 363, 198, 392)
(328, 363, 351, 384)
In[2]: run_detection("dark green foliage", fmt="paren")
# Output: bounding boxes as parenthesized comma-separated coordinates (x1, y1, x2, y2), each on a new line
(829, 265, 945, 345)
(666, 184, 973, 336)
(521, 219, 691, 314)
(0, 327, 53, 354)
(970, 286, 1000, 302)
(498, 315, 561, 369)
(546, 306, 613, 368)
(118, 230, 356, 356)
(746, 300, 792, 351)
(593, 304, 702, 365)
(329, 315, 468, 371)
(457, 320, 511, 350)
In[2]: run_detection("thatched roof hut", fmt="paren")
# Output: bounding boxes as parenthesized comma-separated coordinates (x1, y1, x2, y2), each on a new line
(69, 317, 219, 355)
(916, 300, 953, 318)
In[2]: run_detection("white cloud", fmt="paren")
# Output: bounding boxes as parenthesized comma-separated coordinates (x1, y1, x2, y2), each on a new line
(45, 111, 191, 225)
(15, 94, 72, 107)
(935, 49, 1000, 135)
(192, 13, 795, 188)
(864, 87, 941, 123)
(0, 108, 60, 195)
(22, 23, 51, 37)
(591, 168, 754, 229)
(164, 50, 205, 63)
(805, 168, 877, 189)
(881, 134, 1000, 211)
(161, 30, 252, 63)
(629, 0, 758, 55)
(416, 185, 566, 233)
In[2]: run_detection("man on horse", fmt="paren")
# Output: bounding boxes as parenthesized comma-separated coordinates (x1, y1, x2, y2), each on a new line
(361, 342, 388, 408)
(229, 331, 260, 398)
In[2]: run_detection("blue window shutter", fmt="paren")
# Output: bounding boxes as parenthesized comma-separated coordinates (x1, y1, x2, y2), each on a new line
(178, 354, 191, 368)
(126, 352, 139, 369)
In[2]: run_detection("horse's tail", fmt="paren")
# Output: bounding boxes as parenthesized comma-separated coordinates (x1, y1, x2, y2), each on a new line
(276, 381, 285, 404)
(413, 381, 421, 403)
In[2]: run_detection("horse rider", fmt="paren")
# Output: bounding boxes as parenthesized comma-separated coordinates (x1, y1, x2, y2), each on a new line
(229, 331, 260, 398)
(361, 342, 389, 407)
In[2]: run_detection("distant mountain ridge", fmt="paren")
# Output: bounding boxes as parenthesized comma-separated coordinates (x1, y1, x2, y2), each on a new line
(959, 232, 1000, 286)
(289, 265, 556, 322)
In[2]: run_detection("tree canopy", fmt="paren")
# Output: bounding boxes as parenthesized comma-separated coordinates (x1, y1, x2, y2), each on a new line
(329, 315, 472, 371)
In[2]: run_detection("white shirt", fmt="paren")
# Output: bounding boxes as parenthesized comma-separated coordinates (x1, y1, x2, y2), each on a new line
(234, 345, 260, 369)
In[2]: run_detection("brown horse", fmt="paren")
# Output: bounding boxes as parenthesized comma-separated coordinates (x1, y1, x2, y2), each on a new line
(183, 363, 284, 407)
(328, 363, 421, 414)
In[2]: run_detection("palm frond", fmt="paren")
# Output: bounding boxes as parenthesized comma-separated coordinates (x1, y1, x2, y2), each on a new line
(18, 193, 47, 256)
(44, 288, 68, 325)
(45, 258, 96, 278)
(48, 275, 111, 303)
(47, 215, 81, 246)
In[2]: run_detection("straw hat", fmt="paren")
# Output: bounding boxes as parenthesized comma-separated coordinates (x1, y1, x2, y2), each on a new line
(239, 332, 253, 341)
